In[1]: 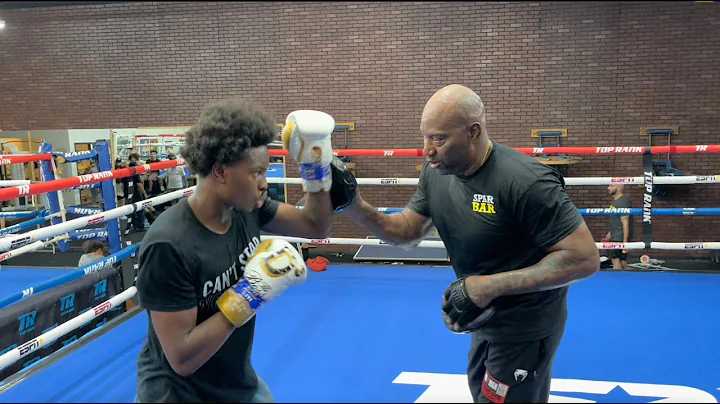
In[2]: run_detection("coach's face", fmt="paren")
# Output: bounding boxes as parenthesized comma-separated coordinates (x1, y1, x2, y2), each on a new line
(421, 105, 474, 176)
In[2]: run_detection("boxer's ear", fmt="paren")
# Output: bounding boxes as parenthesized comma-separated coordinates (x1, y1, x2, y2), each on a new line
(211, 162, 227, 184)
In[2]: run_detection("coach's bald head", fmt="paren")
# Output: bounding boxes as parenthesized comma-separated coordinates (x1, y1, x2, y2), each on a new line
(420, 85, 490, 177)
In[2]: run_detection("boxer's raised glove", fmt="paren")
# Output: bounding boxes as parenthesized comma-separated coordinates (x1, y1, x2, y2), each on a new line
(282, 110, 335, 193)
(217, 239, 307, 327)
(442, 277, 495, 334)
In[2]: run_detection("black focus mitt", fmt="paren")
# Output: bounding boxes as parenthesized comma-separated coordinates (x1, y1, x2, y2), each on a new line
(329, 156, 357, 211)
(442, 277, 495, 334)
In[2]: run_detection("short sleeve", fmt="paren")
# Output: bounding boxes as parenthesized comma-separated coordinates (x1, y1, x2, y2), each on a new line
(257, 196, 280, 227)
(136, 242, 197, 312)
(407, 164, 431, 217)
(514, 173, 585, 249)
(617, 196, 632, 217)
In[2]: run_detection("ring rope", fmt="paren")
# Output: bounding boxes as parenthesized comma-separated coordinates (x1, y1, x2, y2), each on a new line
(0, 154, 52, 164)
(269, 175, 720, 186)
(0, 211, 42, 219)
(0, 180, 34, 187)
(0, 158, 188, 202)
(0, 211, 64, 237)
(0, 243, 140, 309)
(325, 207, 720, 216)
(0, 286, 137, 372)
(0, 234, 70, 263)
(0, 188, 192, 258)
(263, 236, 720, 251)
(268, 144, 720, 157)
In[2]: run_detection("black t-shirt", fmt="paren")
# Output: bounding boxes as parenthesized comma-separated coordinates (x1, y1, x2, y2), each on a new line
(609, 194, 633, 242)
(128, 161, 143, 201)
(408, 141, 585, 343)
(145, 158, 164, 195)
(135, 197, 279, 402)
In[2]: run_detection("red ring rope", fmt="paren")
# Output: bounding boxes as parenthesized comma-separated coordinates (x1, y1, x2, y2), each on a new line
(268, 144, 720, 157)
(0, 159, 187, 202)
(0, 154, 53, 164)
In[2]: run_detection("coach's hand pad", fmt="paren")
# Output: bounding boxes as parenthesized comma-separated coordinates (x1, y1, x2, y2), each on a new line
(442, 277, 495, 334)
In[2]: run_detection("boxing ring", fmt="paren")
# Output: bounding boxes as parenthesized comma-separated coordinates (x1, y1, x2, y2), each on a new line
(0, 143, 719, 403)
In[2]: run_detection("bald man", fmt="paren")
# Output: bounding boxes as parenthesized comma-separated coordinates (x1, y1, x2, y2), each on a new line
(344, 85, 600, 403)
(604, 184, 633, 269)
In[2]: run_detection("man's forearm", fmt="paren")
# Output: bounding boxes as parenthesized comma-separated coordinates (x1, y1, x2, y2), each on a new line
(480, 250, 598, 298)
(344, 199, 416, 246)
(301, 191, 333, 237)
(175, 312, 236, 377)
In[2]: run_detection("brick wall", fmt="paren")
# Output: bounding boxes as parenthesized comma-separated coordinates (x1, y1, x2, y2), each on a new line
(1, 1, 719, 258)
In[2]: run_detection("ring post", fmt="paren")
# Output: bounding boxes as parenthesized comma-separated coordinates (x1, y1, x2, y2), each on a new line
(95, 140, 122, 254)
(38, 143, 70, 253)
(642, 148, 653, 249)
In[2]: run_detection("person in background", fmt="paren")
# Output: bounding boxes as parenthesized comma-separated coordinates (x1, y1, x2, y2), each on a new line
(165, 154, 188, 206)
(78, 241, 105, 267)
(145, 149, 165, 198)
(603, 184, 633, 269)
(127, 153, 150, 233)
(115, 157, 128, 221)
(87, 161, 103, 205)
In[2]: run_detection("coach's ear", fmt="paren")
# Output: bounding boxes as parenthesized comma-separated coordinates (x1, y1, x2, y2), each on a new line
(468, 122, 482, 140)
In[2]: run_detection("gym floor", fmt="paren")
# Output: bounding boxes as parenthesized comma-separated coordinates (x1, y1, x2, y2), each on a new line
(0, 264, 718, 403)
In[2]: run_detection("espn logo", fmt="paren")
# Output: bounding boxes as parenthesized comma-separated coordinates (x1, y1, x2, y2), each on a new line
(18, 337, 42, 356)
(10, 236, 33, 249)
(87, 216, 105, 226)
(310, 239, 331, 244)
(602, 242, 625, 249)
(93, 301, 112, 316)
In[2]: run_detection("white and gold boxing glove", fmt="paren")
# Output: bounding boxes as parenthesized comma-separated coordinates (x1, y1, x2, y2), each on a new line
(217, 239, 308, 327)
(281, 110, 336, 193)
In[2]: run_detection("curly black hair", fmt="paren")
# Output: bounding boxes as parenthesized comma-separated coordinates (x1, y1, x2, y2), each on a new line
(181, 98, 277, 177)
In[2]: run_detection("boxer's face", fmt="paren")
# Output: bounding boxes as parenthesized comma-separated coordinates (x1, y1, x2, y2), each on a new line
(219, 146, 270, 212)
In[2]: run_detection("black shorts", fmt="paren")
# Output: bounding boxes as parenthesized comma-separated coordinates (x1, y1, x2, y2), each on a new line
(610, 249, 627, 261)
(467, 326, 565, 403)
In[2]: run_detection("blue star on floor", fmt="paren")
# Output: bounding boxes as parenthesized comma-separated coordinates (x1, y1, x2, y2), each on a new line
(552, 385, 668, 403)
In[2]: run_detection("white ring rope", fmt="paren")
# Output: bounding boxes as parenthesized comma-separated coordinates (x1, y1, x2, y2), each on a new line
(0, 235, 70, 264)
(0, 170, 715, 262)
(0, 180, 33, 187)
(262, 236, 720, 251)
(0, 287, 136, 372)
(0, 188, 194, 258)
(268, 175, 720, 186)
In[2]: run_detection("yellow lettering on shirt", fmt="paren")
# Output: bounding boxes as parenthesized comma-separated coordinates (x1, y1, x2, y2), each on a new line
(472, 202, 496, 214)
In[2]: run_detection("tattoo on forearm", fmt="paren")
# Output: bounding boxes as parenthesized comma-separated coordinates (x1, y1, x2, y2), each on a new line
(492, 250, 592, 297)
